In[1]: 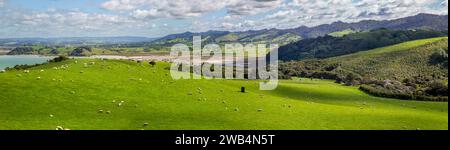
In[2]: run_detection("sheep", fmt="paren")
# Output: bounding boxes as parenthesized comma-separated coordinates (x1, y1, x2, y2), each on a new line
(56, 126, 64, 130)
(257, 109, 263, 112)
(98, 110, 104, 113)
(40, 69, 44, 72)
(49, 114, 54, 118)
(24, 70, 30, 73)
(0, 70, 5, 73)
(106, 111, 111, 114)
(70, 91, 76, 94)
(36, 77, 41, 80)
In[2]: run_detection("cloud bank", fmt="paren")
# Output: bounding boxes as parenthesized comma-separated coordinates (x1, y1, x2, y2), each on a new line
(0, 0, 448, 38)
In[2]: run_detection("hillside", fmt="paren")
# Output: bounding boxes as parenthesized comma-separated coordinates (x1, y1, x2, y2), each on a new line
(0, 59, 447, 130)
(278, 29, 448, 61)
(288, 13, 448, 38)
(326, 37, 448, 80)
(148, 14, 448, 50)
(151, 29, 302, 47)
(279, 37, 448, 101)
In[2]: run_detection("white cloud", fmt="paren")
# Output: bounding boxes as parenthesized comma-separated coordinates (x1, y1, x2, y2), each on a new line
(102, 0, 284, 19)
(0, 8, 157, 38)
(0, 0, 448, 38)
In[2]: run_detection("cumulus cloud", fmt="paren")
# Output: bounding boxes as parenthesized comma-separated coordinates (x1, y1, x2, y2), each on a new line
(0, 0, 448, 37)
(102, 0, 283, 19)
(0, 8, 154, 37)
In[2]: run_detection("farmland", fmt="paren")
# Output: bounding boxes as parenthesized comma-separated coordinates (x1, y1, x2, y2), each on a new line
(0, 59, 447, 130)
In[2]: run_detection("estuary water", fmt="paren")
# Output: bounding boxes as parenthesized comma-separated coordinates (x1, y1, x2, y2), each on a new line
(0, 55, 55, 70)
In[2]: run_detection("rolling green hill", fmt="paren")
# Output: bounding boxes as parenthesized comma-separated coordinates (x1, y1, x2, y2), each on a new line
(279, 29, 448, 61)
(279, 37, 448, 101)
(0, 59, 447, 130)
(326, 37, 448, 80)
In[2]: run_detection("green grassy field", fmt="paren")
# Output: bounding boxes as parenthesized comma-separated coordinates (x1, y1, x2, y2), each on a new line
(0, 59, 447, 130)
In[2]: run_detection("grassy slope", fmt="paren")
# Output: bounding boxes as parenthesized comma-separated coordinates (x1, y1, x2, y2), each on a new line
(0, 59, 447, 130)
(328, 29, 356, 37)
(326, 37, 448, 80)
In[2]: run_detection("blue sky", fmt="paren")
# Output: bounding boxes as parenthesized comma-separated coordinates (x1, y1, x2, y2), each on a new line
(0, 0, 448, 38)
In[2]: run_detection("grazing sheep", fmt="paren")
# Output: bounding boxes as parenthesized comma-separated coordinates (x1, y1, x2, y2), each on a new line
(36, 77, 41, 80)
(0, 70, 5, 73)
(56, 126, 64, 130)
(49, 114, 54, 118)
(98, 110, 104, 113)
(40, 69, 44, 72)
(106, 111, 111, 114)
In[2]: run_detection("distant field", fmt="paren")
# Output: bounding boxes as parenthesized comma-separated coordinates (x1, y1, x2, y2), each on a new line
(0, 59, 447, 130)
(328, 29, 356, 37)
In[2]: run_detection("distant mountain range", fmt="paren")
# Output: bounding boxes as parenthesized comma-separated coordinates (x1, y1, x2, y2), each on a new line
(151, 13, 448, 46)
(0, 13, 447, 46)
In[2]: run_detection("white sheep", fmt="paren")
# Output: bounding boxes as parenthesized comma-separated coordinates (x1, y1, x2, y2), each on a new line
(56, 126, 64, 130)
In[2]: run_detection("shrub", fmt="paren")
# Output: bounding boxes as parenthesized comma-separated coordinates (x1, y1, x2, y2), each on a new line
(49, 56, 69, 63)
(149, 60, 156, 67)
